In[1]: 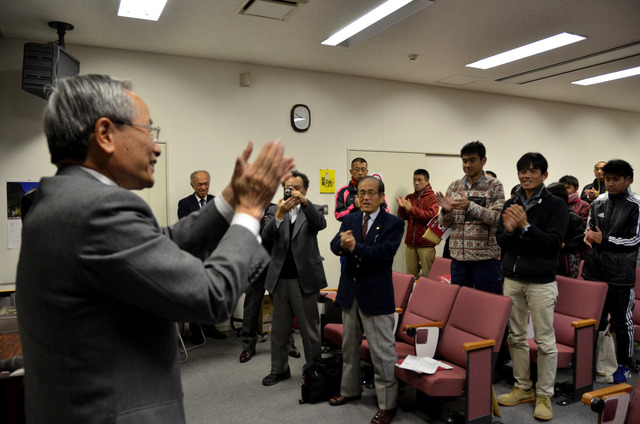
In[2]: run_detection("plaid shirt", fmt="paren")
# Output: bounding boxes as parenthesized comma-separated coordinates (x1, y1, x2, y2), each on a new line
(439, 173, 505, 261)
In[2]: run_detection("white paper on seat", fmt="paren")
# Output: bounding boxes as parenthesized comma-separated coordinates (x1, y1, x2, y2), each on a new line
(397, 355, 453, 374)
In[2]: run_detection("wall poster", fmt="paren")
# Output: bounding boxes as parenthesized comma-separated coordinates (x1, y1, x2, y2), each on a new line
(6, 181, 39, 249)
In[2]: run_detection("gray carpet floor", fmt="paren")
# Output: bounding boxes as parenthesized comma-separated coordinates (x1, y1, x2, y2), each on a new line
(179, 330, 638, 423)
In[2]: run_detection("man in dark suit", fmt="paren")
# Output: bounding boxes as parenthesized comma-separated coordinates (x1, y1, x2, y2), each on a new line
(329, 176, 404, 424)
(177, 169, 227, 342)
(16, 74, 293, 424)
(261, 170, 328, 385)
(178, 170, 214, 219)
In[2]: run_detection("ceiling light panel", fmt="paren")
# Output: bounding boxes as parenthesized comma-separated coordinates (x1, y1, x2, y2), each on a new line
(572, 66, 640, 86)
(466, 32, 586, 70)
(118, 0, 168, 21)
(497, 42, 640, 85)
(322, 0, 434, 47)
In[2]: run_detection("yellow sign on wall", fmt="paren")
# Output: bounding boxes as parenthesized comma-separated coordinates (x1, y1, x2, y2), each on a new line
(320, 169, 335, 193)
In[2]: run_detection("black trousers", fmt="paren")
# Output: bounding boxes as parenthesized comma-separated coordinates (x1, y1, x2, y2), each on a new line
(598, 284, 635, 366)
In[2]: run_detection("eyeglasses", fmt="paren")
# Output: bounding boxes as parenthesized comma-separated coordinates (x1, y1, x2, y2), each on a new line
(358, 190, 379, 198)
(112, 119, 161, 143)
(352, 167, 368, 173)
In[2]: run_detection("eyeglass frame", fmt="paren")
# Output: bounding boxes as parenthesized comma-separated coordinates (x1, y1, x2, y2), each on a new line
(111, 119, 161, 143)
(357, 189, 379, 198)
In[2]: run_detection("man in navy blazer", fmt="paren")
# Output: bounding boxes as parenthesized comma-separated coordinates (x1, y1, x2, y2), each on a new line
(329, 176, 404, 424)
(16, 74, 293, 424)
(177, 169, 226, 342)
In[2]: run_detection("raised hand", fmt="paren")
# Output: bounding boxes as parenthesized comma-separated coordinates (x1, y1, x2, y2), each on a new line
(275, 197, 299, 220)
(340, 230, 356, 252)
(224, 140, 295, 219)
(502, 204, 528, 233)
(435, 192, 453, 211)
(584, 226, 603, 247)
(396, 196, 411, 211)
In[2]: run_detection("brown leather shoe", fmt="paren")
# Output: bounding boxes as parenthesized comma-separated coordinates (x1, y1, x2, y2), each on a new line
(328, 394, 362, 406)
(288, 346, 301, 358)
(239, 350, 254, 363)
(371, 407, 397, 424)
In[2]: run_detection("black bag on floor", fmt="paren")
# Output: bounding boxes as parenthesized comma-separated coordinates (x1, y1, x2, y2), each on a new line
(299, 354, 342, 404)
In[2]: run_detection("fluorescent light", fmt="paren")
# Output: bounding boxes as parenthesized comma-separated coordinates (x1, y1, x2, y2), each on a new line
(572, 66, 640, 86)
(322, 0, 433, 47)
(466, 32, 586, 70)
(118, 0, 168, 21)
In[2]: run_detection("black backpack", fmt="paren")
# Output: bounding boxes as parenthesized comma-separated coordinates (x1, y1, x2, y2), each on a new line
(299, 354, 342, 404)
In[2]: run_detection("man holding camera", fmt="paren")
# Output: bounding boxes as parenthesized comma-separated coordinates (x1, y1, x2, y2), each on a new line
(261, 170, 328, 386)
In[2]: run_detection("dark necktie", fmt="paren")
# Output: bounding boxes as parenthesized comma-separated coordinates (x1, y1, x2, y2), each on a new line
(362, 214, 370, 240)
(199, 198, 205, 208)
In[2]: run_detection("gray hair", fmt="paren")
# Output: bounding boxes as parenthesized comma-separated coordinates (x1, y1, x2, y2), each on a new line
(190, 170, 211, 184)
(44, 74, 137, 164)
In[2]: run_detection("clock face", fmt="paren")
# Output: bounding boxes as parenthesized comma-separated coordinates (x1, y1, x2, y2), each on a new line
(291, 104, 310, 132)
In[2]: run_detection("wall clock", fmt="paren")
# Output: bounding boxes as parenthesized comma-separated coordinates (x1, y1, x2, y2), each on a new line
(291, 104, 310, 132)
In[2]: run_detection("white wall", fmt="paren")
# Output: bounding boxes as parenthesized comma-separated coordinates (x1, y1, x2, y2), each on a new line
(2, 37, 640, 287)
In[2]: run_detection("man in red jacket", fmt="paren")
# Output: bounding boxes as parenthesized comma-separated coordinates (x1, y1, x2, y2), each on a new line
(396, 169, 439, 278)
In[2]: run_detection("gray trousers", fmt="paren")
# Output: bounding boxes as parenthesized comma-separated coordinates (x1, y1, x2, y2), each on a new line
(341, 298, 398, 410)
(270, 278, 321, 374)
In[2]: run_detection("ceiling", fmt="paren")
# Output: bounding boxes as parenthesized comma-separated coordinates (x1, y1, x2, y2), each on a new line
(2, 0, 640, 112)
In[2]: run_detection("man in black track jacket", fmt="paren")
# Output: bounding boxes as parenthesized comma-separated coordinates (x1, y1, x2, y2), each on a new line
(582, 159, 640, 384)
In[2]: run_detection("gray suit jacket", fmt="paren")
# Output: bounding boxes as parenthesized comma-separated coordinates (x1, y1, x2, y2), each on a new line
(261, 201, 328, 294)
(16, 165, 269, 424)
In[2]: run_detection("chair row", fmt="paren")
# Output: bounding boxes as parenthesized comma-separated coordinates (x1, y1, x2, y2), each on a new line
(392, 280, 511, 424)
(326, 275, 511, 424)
(431, 257, 609, 403)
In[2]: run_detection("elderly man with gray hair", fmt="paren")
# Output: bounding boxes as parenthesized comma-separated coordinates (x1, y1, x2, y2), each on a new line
(16, 74, 293, 423)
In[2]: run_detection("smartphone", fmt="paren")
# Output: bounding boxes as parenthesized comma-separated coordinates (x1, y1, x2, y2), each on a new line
(283, 188, 292, 200)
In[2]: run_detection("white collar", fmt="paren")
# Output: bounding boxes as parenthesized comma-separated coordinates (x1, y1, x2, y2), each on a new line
(364, 208, 381, 222)
(78, 166, 117, 186)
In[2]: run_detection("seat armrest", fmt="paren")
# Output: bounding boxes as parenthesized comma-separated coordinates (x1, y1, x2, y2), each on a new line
(402, 322, 444, 332)
(395, 307, 404, 314)
(571, 318, 597, 329)
(320, 290, 338, 304)
(463, 339, 495, 351)
(580, 383, 633, 405)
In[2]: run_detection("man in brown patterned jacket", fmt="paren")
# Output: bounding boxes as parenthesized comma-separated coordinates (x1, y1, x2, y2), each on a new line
(435, 141, 505, 294)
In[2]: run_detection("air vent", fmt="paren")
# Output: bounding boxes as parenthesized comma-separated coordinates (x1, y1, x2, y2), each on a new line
(238, 0, 308, 21)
